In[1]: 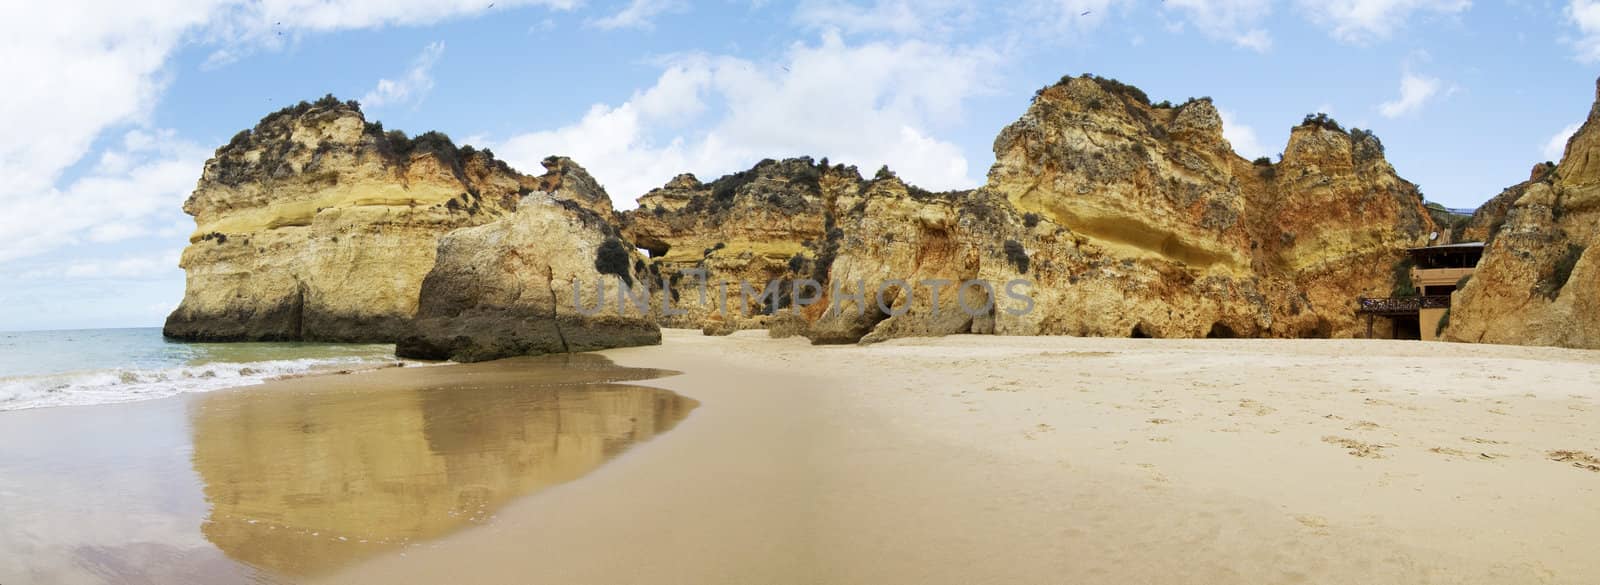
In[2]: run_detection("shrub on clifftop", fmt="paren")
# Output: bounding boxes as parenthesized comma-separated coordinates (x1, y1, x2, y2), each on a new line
(1300, 113, 1345, 133)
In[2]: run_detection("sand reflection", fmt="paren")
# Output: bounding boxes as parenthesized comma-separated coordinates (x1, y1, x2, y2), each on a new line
(189, 354, 695, 578)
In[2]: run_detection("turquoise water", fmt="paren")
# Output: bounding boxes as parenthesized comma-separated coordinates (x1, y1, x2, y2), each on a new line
(0, 328, 401, 411)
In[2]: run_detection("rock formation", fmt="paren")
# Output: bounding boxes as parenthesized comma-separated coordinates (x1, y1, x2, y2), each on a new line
(626, 75, 1437, 343)
(172, 74, 1464, 355)
(397, 160, 661, 362)
(164, 97, 531, 342)
(1446, 79, 1600, 348)
(623, 158, 864, 332)
(982, 78, 1434, 340)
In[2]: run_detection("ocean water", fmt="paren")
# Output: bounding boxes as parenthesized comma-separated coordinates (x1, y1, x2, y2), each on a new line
(0, 328, 405, 411)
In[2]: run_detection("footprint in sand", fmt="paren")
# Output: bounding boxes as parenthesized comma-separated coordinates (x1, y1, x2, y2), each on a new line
(1462, 436, 1507, 445)
(1345, 421, 1380, 431)
(1134, 463, 1168, 486)
(1322, 436, 1391, 458)
(1430, 447, 1505, 460)
(1237, 399, 1276, 416)
(1362, 398, 1420, 411)
(985, 381, 1024, 393)
(1548, 450, 1600, 472)
(1294, 514, 1330, 535)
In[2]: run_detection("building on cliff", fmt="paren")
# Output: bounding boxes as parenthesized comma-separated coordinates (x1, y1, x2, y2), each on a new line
(1357, 242, 1484, 341)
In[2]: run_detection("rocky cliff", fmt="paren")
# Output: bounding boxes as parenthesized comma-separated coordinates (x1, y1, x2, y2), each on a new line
(397, 159, 661, 362)
(622, 158, 866, 332)
(958, 77, 1433, 340)
(172, 75, 1450, 353)
(1446, 79, 1600, 348)
(628, 75, 1437, 343)
(164, 97, 532, 342)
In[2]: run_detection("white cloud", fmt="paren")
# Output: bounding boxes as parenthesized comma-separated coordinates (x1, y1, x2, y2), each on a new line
(1544, 122, 1584, 161)
(1016, 0, 1133, 36)
(50, 250, 184, 281)
(0, 131, 208, 264)
(0, 0, 574, 266)
(204, 1, 576, 67)
(1297, 0, 1470, 44)
(0, 0, 216, 202)
(207, 0, 578, 44)
(1233, 29, 1273, 51)
(1378, 72, 1443, 118)
(361, 41, 446, 109)
(1569, 0, 1600, 62)
(65, 253, 181, 280)
(493, 33, 995, 205)
(588, 0, 682, 30)
(1218, 108, 1271, 160)
(794, 0, 977, 36)
(1163, 0, 1274, 52)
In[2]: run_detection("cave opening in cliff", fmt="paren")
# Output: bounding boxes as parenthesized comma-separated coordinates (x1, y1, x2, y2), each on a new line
(1206, 323, 1237, 339)
(1130, 324, 1153, 339)
(640, 242, 669, 258)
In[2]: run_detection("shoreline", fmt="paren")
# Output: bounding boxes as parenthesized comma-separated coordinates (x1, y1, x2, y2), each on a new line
(323, 330, 1600, 584)
(3, 331, 1598, 584)
(0, 352, 697, 585)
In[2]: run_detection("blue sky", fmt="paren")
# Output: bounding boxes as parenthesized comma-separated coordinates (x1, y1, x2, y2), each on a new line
(4, 0, 1600, 332)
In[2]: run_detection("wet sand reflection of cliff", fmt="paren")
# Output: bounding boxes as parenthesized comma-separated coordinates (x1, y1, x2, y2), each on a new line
(188, 354, 696, 578)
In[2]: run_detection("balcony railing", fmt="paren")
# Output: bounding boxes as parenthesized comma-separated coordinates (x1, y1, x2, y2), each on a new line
(1411, 267, 1475, 288)
(1357, 295, 1451, 315)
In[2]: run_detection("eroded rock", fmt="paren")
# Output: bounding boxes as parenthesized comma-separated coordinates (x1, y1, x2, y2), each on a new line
(164, 97, 532, 342)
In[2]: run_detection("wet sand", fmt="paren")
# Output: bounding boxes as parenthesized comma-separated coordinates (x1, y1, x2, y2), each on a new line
(0, 354, 696, 585)
(4, 331, 1600, 584)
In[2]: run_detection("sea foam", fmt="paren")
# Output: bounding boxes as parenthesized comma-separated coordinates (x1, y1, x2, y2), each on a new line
(0, 356, 397, 411)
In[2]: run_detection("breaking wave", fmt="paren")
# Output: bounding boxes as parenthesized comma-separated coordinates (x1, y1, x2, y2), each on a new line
(0, 355, 399, 412)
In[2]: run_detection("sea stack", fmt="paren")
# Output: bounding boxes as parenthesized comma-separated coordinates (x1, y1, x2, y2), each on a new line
(163, 97, 530, 342)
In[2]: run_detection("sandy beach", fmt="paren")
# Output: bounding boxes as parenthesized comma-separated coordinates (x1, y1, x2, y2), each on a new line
(4, 331, 1599, 584)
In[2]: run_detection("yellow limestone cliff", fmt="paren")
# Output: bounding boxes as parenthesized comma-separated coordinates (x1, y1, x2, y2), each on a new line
(163, 97, 531, 342)
(977, 76, 1435, 340)
(626, 75, 1436, 343)
(1446, 78, 1600, 348)
(171, 76, 1446, 351)
(397, 159, 661, 362)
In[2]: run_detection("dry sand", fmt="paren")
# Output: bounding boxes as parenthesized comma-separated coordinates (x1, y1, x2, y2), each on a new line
(323, 330, 1600, 585)
(3, 331, 1598, 584)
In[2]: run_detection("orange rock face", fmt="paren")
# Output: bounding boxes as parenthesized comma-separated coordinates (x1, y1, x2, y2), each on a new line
(624, 76, 1438, 342)
(1447, 78, 1600, 349)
